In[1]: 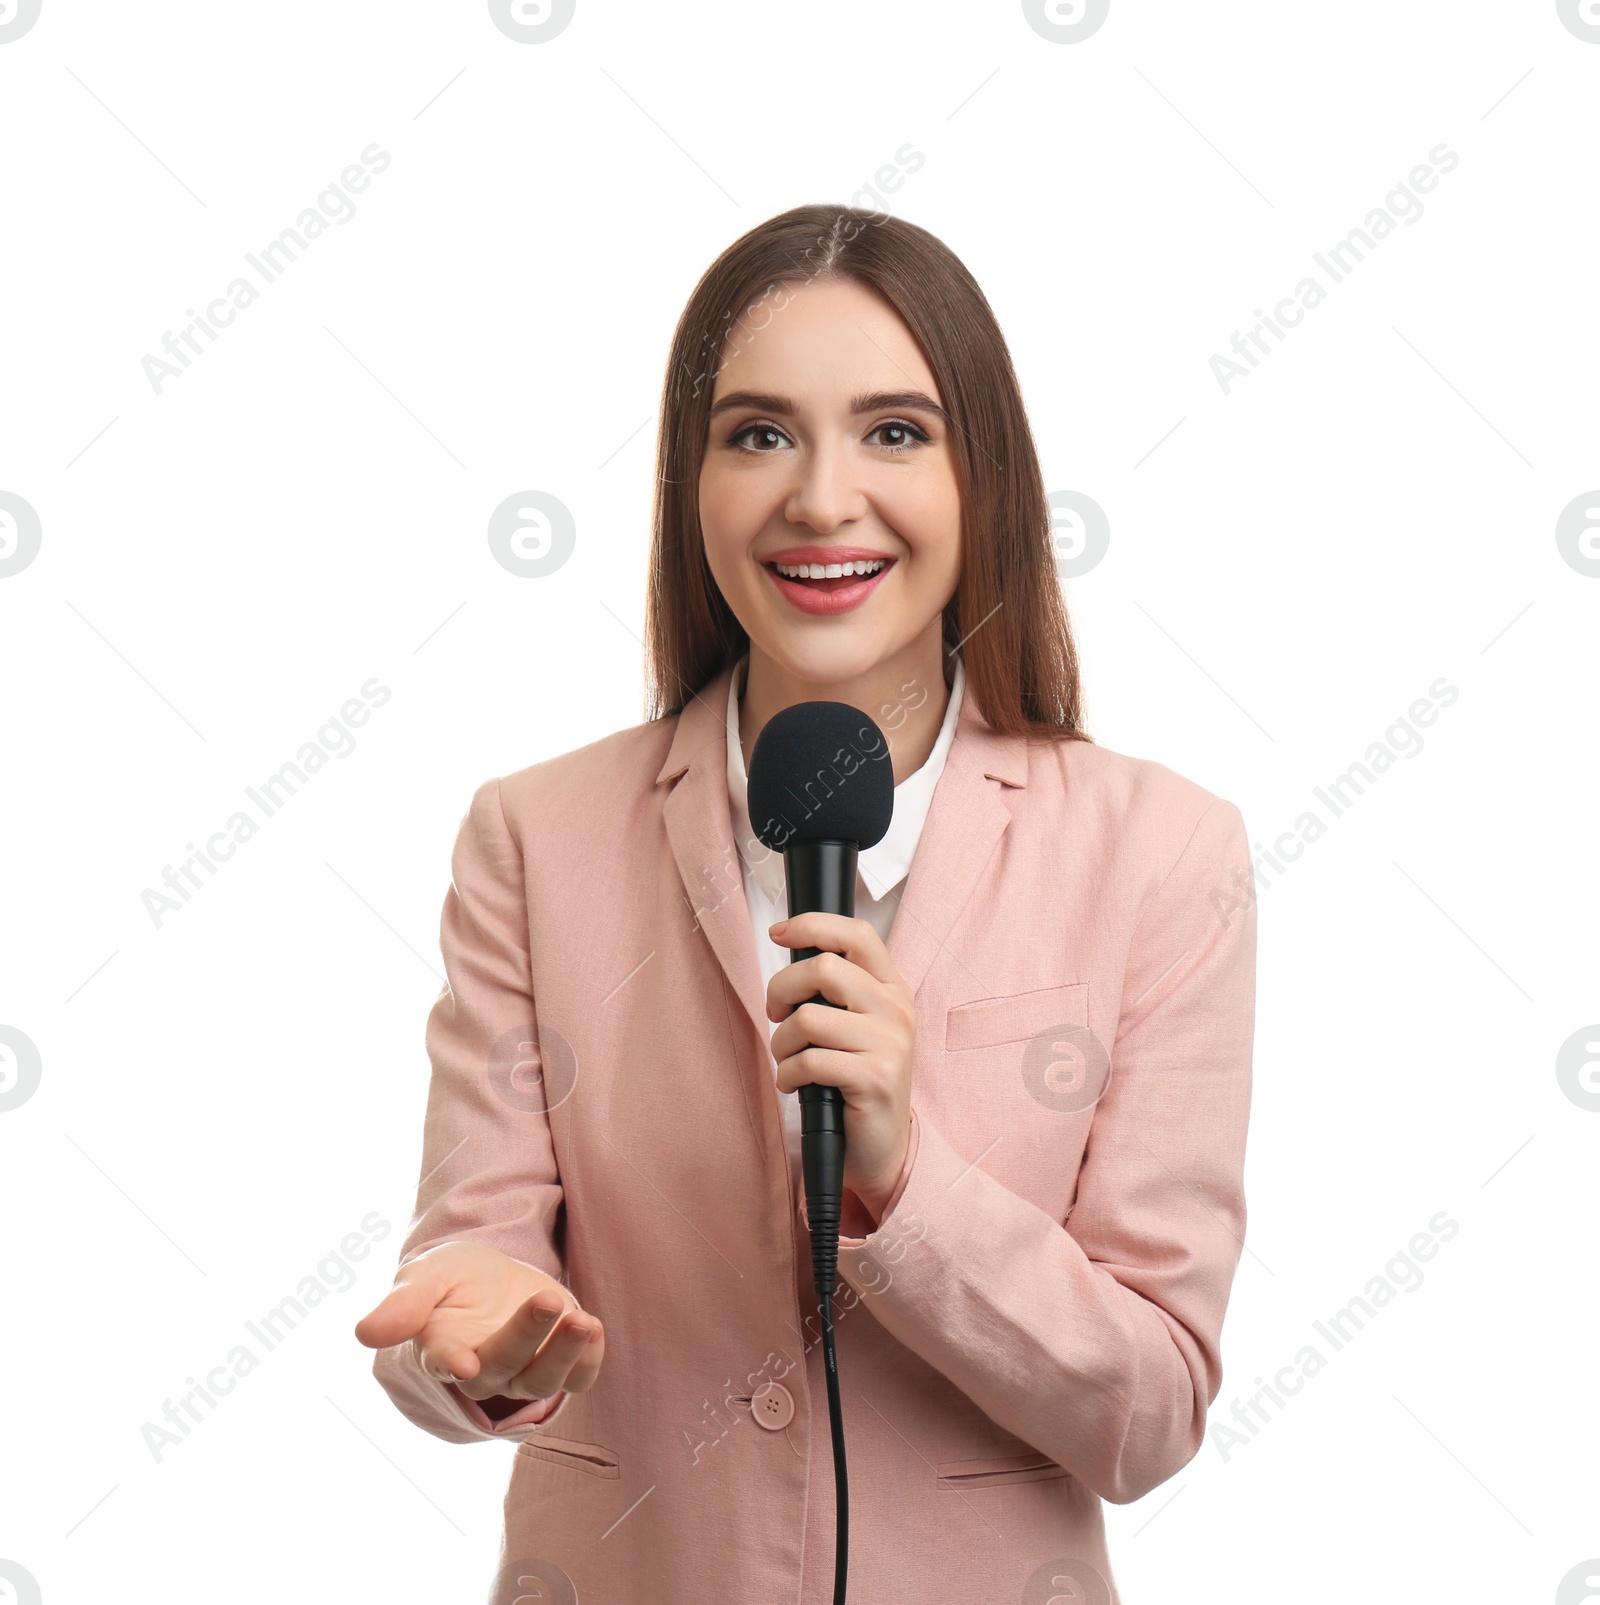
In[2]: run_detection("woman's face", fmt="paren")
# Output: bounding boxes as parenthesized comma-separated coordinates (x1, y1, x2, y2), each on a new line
(698, 276, 962, 688)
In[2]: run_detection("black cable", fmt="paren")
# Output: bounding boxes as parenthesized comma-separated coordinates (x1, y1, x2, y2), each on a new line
(819, 1292, 848, 1605)
(801, 1081, 850, 1603)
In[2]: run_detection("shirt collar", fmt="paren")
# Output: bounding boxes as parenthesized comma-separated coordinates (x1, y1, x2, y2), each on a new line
(725, 652, 967, 904)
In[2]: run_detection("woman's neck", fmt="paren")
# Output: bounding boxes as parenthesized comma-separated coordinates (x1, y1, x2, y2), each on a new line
(736, 636, 953, 787)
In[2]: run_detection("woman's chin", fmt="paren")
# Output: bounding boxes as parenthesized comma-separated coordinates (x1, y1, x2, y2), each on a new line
(746, 632, 889, 688)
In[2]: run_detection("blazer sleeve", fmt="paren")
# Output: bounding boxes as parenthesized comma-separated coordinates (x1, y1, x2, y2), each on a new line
(830, 796, 1257, 1504)
(370, 775, 580, 1446)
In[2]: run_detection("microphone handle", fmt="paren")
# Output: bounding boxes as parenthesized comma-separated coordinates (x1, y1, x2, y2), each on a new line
(796, 1027, 846, 1300)
(784, 841, 858, 1299)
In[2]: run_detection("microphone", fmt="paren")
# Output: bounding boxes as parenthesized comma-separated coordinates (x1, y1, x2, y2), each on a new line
(747, 697, 894, 1604)
(747, 699, 895, 1293)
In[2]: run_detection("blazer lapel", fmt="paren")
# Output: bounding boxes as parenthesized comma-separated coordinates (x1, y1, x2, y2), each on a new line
(883, 684, 1030, 1003)
(656, 665, 772, 1059)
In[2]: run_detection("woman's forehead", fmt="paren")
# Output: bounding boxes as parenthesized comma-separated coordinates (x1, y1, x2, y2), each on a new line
(713, 283, 939, 407)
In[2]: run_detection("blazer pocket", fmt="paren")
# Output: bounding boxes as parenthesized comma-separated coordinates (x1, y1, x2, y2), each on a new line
(513, 1433, 620, 1479)
(944, 982, 1089, 1052)
(936, 1450, 1069, 1490)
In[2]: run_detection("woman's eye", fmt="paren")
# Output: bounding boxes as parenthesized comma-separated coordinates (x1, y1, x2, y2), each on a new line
(728, 423, 790, 453)
(868, 419, 931, 453)
(725, 419, 931, 455)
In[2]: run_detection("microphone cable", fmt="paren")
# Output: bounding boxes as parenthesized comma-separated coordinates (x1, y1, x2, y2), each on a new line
(800, 1031, 850, 1605)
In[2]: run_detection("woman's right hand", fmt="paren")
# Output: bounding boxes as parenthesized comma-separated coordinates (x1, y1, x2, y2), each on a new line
(354, 1241, 604, 1411)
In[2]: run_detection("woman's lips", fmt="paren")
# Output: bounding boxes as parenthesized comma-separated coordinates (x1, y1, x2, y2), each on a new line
(761, 559, 894, 616)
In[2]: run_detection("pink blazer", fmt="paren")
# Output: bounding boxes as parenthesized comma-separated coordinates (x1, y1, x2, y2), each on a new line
(371, 660, 1257, 1605)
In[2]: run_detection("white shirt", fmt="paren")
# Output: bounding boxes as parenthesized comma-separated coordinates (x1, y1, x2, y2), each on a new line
(724, 652, 967, 1194)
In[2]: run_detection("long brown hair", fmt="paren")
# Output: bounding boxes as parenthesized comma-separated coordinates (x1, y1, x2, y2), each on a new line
(643, 203, 1092, 745)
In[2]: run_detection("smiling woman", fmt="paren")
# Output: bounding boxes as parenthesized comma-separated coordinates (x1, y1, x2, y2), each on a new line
(649, 211, 1087, 750)
(701, 302, 960, 657)
(361, 203, 1257, 1605)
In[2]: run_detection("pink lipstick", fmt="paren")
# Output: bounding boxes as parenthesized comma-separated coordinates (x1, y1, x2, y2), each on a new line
(759, 545, 896, 618)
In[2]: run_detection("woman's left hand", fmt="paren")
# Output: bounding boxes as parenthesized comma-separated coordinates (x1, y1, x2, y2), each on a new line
(766, 911, 914, 1232)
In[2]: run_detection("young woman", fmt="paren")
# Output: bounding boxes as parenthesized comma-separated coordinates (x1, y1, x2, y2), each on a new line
(356, 205, 1257, 1605)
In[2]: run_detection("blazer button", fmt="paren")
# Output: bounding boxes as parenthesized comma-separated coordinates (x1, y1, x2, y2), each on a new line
(750, 1380, 795, 1431)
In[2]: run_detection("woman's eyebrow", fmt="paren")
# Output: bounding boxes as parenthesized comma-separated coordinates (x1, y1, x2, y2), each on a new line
(852, 389, 950, 423)
(707, 389, 949, 424)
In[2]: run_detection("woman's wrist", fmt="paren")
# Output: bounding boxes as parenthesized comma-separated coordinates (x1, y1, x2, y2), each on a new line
(845, 1165, 907, 1233)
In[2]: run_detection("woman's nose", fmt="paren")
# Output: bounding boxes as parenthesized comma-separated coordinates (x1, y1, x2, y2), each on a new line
(784, 444, 869, 533)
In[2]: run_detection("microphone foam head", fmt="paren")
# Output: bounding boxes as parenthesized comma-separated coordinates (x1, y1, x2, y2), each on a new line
(747, 700, 895, 852)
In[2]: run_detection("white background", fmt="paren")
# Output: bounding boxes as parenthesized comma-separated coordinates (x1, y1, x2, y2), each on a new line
(1, 1, 1596, 1601)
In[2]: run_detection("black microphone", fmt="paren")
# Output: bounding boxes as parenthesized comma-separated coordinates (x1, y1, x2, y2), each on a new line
(747, 699, 895, 1290)
(747, 698, 894, 1603)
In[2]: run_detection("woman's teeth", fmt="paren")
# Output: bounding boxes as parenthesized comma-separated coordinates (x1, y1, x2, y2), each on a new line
(773, 559, 886, 579)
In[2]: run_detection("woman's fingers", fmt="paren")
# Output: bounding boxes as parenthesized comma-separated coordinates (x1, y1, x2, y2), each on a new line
(770, 999, 874, 1073)
(353, 1259, 445, 1350)
(766, 944, 877, 1020)
(453, 1292, 601, 1402)
(771, 1000, 901, 1096)
(448, 1291, 564, 1388)
(773, 1038, 898, 1097)
(505, 1309, 605, 1399)
(770, 912, 899, 986)
(772, 1046, 859, 1096)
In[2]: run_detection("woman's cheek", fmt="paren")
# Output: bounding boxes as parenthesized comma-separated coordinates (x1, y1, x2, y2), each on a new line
(887, 478, 960, 556)
(696, 486, 744, 588)
(701, 475, 759, 548)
